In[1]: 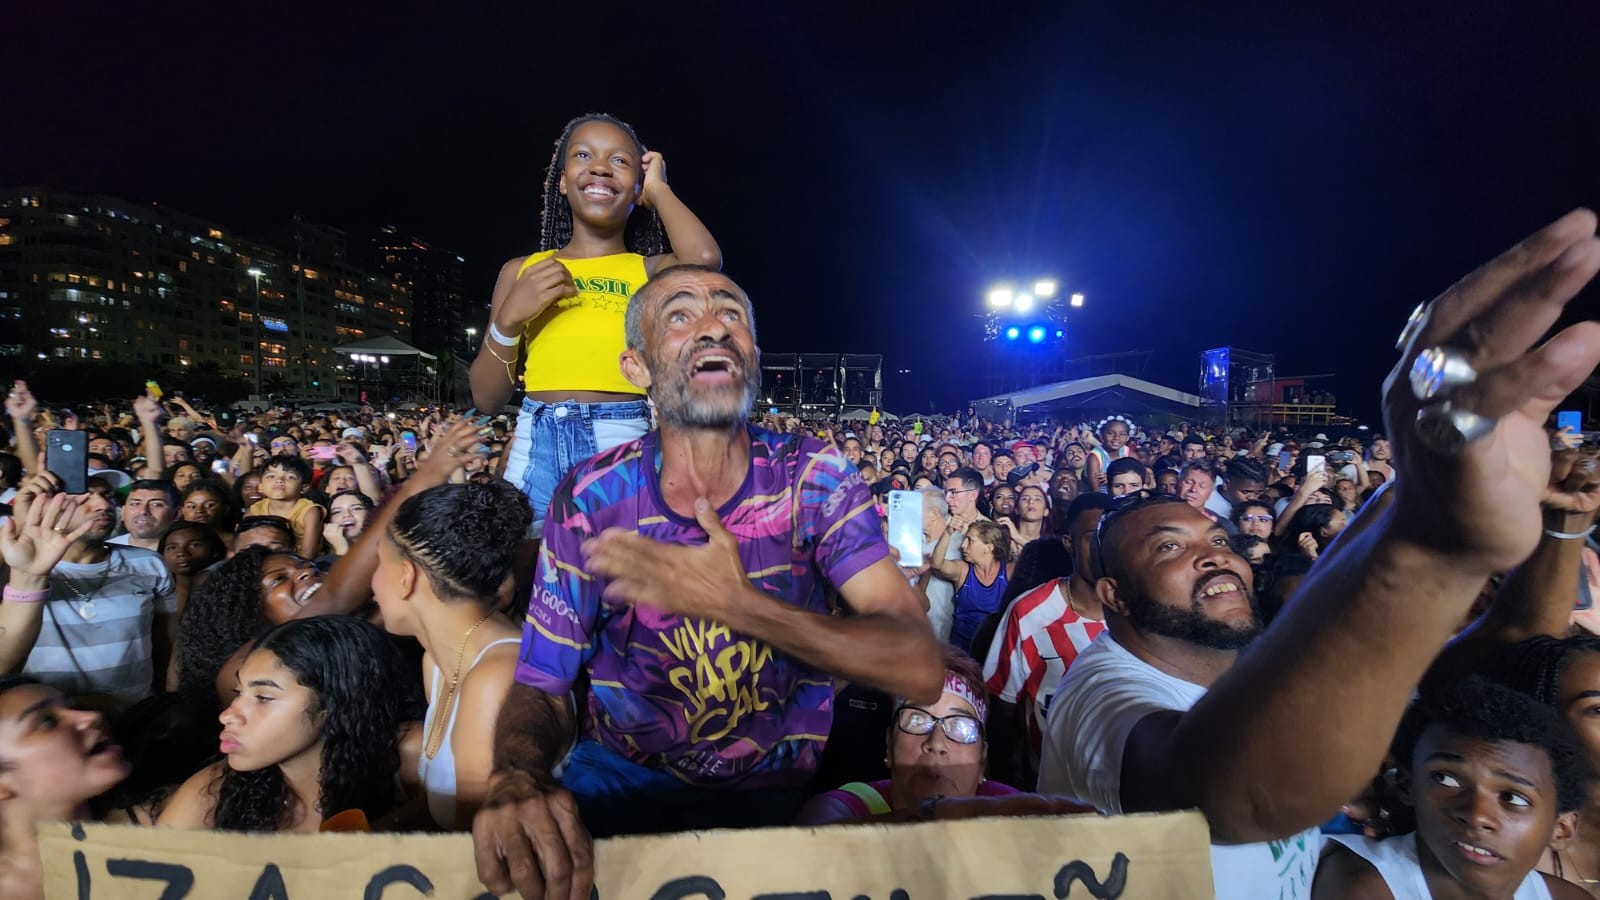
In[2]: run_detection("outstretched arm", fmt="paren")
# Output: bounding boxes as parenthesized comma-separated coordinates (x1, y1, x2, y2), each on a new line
(1115, 209, 1600, 843)
(304, 420, 482, 617)
(134, 394, 164, 479)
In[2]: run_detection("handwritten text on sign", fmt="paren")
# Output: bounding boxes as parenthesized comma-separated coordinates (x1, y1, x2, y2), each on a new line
(41, 810, 1213, 899)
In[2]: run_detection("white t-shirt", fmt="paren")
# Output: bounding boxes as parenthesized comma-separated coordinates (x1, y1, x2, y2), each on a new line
(916, 534, 964, 643)
(1326, 834, 1551, 899)
(1039, 632, 1320, 899)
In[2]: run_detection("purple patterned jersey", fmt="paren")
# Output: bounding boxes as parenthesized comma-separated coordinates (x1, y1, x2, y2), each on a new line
(516, 425, 888, 789)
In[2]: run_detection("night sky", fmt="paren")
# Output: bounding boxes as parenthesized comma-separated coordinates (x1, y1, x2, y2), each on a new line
(6, 2, 1598, 422)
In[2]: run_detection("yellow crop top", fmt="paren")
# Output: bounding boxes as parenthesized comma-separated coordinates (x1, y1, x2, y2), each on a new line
(517, 250, 649, 395)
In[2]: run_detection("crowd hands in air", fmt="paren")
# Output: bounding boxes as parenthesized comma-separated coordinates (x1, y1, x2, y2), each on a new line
(0, 119, 1597, 900)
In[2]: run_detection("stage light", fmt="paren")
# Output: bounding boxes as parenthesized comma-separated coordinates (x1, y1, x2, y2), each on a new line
(1054, 329, 1064, 339)
(1004, 326, 1021, 340)
(1014, 292, 1035, 312)
(1070, 292, 1085, 308)
(987, 287, 1014, 308)
(1033, 280, 1057, 298)
(1027, 326, 1047, 344)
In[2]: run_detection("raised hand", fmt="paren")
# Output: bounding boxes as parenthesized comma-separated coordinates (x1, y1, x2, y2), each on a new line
(1, 491, 94, 580)
(5, 381, 37, 422)
(132, 393, 162, 426)
(639, 150, 668, 209)
(416, 419, 481, 482)
(1387, 208, 1600, 573)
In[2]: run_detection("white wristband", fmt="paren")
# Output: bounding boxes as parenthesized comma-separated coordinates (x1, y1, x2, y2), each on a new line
(1543, 524, 1597, 541)
(487, 322, 519, 347)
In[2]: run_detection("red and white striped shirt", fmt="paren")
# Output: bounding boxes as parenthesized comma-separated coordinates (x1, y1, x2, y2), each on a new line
(982, 577, 1106, 762)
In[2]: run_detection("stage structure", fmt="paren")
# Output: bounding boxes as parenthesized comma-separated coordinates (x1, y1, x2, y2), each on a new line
(759, 353, 882, 418)
(1199, 346, 1344, 427)
(333, 336, 440, 405)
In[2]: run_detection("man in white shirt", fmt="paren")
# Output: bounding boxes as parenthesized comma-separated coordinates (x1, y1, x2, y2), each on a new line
(1040, 495, 1320, 897)
(107, 480, 179, 552)
(1, 475, 177, 708)
(1035, 207, 1600, 899)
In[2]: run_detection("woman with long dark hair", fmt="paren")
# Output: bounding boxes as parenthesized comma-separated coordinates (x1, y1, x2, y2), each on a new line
(374, 480, 531, 828)
(158, 616, 410, 832)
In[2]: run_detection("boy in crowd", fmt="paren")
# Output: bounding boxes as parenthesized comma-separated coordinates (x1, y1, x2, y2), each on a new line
(1314, 676, 1588, 900)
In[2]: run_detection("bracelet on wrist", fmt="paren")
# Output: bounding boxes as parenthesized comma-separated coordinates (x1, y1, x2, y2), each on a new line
(3, 585, 50, 604)
(487, 322, 520, 347)
(1543, 524, 1597, 541)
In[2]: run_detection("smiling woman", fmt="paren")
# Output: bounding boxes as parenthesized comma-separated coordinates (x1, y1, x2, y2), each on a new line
(175, 547, 321, 716)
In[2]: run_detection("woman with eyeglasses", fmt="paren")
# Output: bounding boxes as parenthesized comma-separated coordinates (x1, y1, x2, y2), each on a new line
(794, 648, 1085, 825)
(1231, 499, 1277, 541)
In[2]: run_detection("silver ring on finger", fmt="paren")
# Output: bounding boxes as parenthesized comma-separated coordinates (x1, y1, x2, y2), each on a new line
(1395, 302, 1428, 350)
(1414, 401, 1495, 456)
(1409, 346, 1478, 402)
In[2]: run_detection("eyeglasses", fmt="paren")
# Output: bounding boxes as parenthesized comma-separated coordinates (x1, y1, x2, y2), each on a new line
(943, 488, 976, 497)
(1239, 514, 1274, 524)
(895, 706, 983, 745)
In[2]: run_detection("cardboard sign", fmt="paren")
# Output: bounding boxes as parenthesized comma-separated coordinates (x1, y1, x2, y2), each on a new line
(41, 810, 1213, 899)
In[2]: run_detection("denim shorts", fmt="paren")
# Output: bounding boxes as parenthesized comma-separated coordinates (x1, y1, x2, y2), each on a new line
(503, 397, 649, 537)
(559, 740, 806, 837)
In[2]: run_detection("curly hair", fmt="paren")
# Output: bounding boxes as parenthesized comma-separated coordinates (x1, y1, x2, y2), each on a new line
(537, 113, 665, 256)
(388, 481, 532, 601)
(211, 616, 409, 832)
(1393, 673, 1591, 814)
(176, 546, 275, 714)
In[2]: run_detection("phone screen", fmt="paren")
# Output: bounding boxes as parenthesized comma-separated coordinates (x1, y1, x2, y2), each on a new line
(400, 432, 417, 452)
(1558, 410, 1583, 433)
(1306, 455, 1326, 475)
(886, 490, 925, 568)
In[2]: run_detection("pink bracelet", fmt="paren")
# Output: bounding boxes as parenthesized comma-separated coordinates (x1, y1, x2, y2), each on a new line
(2, 585, 49, 604)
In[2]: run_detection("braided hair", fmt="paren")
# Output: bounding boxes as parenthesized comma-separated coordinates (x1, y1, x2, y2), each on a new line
(538, 113, 666, 256)
(387, 480, 533, 602)
(1482, 635, 1600, 709)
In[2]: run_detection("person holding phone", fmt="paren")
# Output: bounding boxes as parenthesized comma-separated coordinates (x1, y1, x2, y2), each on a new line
(0, 476, 178, 709)
(468, 114, 721, 536)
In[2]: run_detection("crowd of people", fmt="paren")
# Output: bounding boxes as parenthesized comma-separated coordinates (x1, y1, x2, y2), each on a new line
(0, 112, 1596, 900)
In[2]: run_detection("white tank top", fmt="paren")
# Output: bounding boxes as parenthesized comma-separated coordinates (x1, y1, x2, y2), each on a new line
(1327, 833, 1552, 900)
(416, 638, 520, 828)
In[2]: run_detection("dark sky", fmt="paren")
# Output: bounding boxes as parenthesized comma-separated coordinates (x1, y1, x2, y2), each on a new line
(7, 2, 1599, 421)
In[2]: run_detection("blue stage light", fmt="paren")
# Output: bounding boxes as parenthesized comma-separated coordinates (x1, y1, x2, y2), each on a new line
(1027, 326, 1046, 344)
(1005, 326, 1021, 340)
(1054, 329, 1064, 339)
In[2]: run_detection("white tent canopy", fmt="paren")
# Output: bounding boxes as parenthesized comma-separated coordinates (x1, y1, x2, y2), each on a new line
(332, 335, 437, 361)
(973, 374, 1203, 421)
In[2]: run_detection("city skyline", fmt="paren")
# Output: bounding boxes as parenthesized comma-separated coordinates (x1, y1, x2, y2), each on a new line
(4, 4, 1599, 420)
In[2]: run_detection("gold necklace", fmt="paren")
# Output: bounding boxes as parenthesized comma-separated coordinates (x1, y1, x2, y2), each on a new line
(423, 610, 495, 761)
